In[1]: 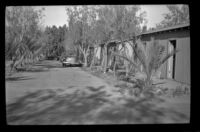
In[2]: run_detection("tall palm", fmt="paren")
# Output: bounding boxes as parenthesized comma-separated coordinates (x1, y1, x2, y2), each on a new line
(113, 38, 179, 91)
(133, 38, 178, 90)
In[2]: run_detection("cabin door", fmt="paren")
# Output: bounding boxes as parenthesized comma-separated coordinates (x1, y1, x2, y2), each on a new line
(167, 40, 176, 79)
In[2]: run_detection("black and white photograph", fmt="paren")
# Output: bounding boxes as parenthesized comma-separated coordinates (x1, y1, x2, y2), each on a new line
(5, 5, 190, 125)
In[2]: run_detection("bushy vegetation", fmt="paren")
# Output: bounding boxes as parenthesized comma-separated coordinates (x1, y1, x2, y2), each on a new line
(6, 7, 46, 72)
(6, 7, 68, 73)
(113, 38, 179, 96)
(43, 25, 67, 60)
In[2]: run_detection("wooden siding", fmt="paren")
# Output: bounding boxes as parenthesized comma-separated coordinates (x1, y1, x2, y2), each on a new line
(175, 37, 190, 84)
(140, 29, 190, 84)
(94, 27, 190, 84)
(159, 40, 168, 78)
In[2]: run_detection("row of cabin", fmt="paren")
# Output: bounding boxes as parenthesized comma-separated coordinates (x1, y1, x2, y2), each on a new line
(90, 23, 190, 85)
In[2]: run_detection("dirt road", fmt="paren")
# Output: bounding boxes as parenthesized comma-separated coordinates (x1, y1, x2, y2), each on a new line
(6, 60, 116, 103)
(5, 60, 190, 124)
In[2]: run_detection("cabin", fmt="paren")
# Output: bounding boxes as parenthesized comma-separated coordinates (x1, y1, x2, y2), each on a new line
(93, 23, 190, 84)
(138, 23, 190, 84)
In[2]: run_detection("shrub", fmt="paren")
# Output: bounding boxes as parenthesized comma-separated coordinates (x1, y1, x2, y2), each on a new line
(113, 38, 179, 95)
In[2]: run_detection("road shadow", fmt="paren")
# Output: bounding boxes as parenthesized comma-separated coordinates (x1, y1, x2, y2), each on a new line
(6, 85, 190, 124)
(152, 82, 167, 86)
(86, 85, 105, 92)
(32, 62, 63, 69)
(96, 95, 189, 124)
(15, 67, 50, 73)
(6, 85, 112, 124)
(8, 61, 60, 74)
(6, 76, 35, 81)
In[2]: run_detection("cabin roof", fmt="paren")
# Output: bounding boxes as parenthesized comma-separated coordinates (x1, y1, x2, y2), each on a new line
(96, 23, 190, 47)
(138, 23, 190, 36)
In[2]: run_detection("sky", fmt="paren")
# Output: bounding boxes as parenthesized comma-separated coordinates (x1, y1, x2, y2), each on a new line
(35, 5, 180, 29)
(140, 5, 170, 28)
(35, 6, 67, 28)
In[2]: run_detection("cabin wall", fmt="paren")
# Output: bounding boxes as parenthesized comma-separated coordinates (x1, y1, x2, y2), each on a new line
(175, 37, 190, 84)
(94, 28, 190, 84)
(158, 40, 168, 78)
(140, 29, 190, 84)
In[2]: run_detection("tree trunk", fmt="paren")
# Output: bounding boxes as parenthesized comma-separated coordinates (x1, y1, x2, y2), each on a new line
(111, 55, 116, 70)
(100, 46, 104, 68)
(76, 48, 80, 62)
(103, 44, 108, 73)
(90, 48, 97, 69)
(113, 45, 118, 77)
(10, 60, 16, 73)
(121, 41, 130, 77)
(90, 55, 95, 68)
(125, 60, 129, 77)
(145, 72, 152, 89)
(114, 60, 117, 77)
(83, 53, 88, 67)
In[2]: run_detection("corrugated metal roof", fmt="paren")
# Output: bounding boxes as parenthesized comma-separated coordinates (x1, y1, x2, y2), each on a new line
(139, 23, 190, 36)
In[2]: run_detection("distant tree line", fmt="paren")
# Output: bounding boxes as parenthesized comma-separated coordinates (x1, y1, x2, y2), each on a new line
(43, 25, 68, 60)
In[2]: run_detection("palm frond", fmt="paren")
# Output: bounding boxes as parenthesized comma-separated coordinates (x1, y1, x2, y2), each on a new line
(159, 49, 179, 68)
(146, 39, 166, 73)
(112, 52, 140, 70)
(132, 40, 147, 72)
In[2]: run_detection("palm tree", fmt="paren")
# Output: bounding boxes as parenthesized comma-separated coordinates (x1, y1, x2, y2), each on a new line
(112, 40, 140, 77)
(113, 38, 179, 93)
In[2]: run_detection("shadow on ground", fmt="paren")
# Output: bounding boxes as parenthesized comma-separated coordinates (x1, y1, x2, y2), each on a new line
(6, 85, 189, 125)
(33, 63, 63, 69)
(27, 60, 63, 70)
(96, 95, 189, 124)
(6, 76, 35, 81)
(15, 67, 50, 73)
(10, 60, 65, 74)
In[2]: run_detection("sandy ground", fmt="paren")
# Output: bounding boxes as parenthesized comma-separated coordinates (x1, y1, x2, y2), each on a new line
(6, 60, 115, 104)
(5, 60, 190, 124)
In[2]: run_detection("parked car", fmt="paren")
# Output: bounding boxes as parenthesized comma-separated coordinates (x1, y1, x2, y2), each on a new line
(62, 57, 82, 67)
